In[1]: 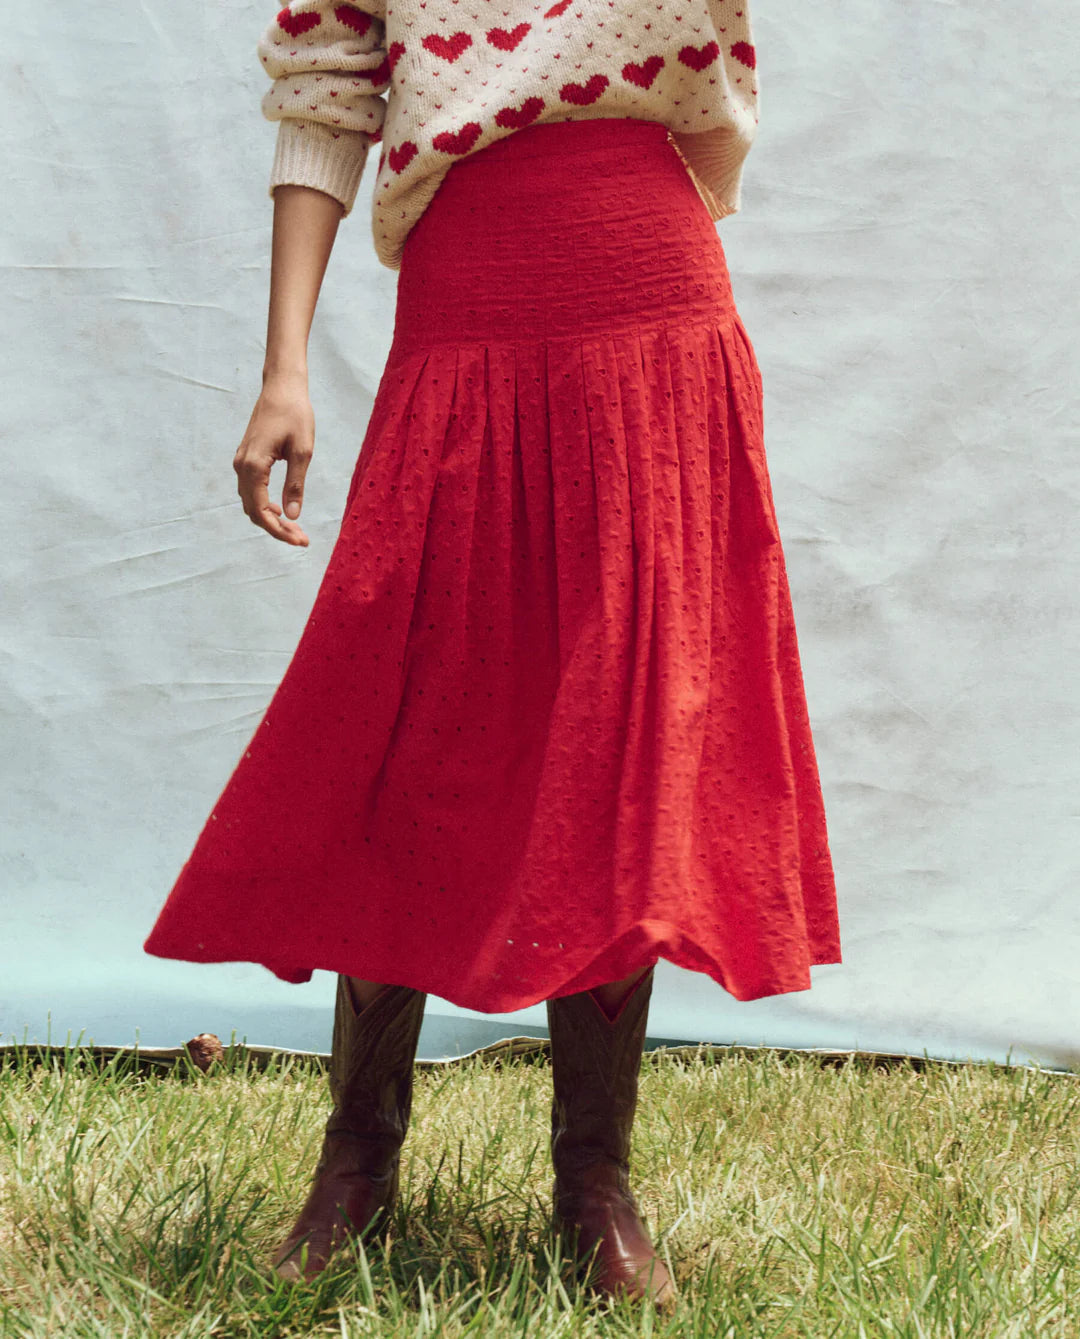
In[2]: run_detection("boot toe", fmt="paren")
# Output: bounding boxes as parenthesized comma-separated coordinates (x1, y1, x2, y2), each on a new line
(273, 1256, 310, 1284)
(624, 1255, 677, 1309)
(594, 1239, 677, 1309)
(272, 1236, 329, 1284)
(556, 1185, 676, 1309)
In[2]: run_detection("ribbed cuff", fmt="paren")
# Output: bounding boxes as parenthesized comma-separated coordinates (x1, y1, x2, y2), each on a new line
(268, 119, 371, 218)
(670, 124, 752, 222)
(696, 165, 744, 222)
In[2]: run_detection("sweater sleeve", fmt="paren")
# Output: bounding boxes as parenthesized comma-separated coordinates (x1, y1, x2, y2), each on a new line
(668, 5, 760, 223)
(256, 2, 390, 218)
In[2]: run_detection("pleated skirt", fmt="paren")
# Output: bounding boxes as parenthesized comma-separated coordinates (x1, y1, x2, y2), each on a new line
(143, 116, 842, 1012)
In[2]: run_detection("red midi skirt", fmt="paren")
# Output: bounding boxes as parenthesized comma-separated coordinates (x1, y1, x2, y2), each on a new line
(144, 116, 842, 1012)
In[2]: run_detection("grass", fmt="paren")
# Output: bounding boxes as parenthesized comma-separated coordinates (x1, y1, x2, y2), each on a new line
(1, 1041, 1079, 1336)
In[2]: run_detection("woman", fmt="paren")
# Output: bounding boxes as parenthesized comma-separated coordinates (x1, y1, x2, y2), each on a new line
(144, 0, 842, 1308)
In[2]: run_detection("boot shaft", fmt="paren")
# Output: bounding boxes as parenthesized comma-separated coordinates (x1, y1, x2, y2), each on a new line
(324, 977, 428, 1151)
(545, 967, 655, 1183)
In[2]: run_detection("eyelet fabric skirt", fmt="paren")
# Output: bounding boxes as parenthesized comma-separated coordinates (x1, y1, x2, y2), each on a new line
(144, 116, 842, 1011)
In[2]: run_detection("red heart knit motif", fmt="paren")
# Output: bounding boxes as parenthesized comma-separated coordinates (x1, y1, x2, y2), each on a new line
(622, 54, 664, 89)
(559, 73, 608, 105)
(388, 40, 406, 72)
(544, 0, 573, 15)
(494, 95, 545, 128)
(422, 31, 472, 62)
(276, 8, 321, 37)
(388, 140, 419, 172)
(730, 40, 756, 69)
(432, 121, 483, 154)
(487, 23, 530, 51)
(678, 40, 719, 71)
(334, 5, 372, 35)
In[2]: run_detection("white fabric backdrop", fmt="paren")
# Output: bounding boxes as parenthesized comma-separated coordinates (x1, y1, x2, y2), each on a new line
(3, 3, 1077, 1067)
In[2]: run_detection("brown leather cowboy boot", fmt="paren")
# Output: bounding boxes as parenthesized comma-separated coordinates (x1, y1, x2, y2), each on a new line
(545, 965, 677, 1309)
(271, 976, 427, 1282)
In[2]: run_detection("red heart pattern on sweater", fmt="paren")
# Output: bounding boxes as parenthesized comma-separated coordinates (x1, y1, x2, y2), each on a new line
(495, 95, 544, 129)
(559, 73, 608, 106)
(423, 31, 472, 62)
(276, 8, 321, 37)
(487, 23, 530, 52)
(388, 140, 419, 172)
(334, 5, 372, 35)
(678, 41, 719, 72)
(432, 121, 483, 154)
(269, 2, 757, 214)
(622, 54, 664, 90)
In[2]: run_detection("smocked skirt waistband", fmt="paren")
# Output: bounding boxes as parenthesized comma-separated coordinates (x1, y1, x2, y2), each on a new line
(391, 116, 737, 355)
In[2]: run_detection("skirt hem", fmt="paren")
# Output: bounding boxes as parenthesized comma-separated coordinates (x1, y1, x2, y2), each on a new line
(143, 917, 842, 1015)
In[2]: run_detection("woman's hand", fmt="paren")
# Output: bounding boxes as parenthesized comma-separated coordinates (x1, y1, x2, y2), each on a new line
(233, 368, 314, 546)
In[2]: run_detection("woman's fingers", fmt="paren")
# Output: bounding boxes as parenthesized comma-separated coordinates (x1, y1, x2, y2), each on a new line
(237, 457, 310, 546)
(282, 436, 313, 520)
(251, 476, 310, 545)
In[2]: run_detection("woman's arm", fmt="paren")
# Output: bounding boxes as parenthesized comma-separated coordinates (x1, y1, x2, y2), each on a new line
(233, 1, 390, 545)
(233, 183, 342, 546)
(264, 183, 342, 381)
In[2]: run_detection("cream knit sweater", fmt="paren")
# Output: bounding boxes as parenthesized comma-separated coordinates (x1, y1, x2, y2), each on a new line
(257, 0, 759, 271)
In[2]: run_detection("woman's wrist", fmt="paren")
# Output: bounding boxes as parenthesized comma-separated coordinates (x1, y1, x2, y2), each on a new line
(262, 360, 308, 386)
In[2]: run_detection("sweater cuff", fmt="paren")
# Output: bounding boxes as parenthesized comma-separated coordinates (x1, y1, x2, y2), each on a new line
(693, 165, 743, 223)
(669, 124, 753, 222)
(268, 119, 371, 218)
